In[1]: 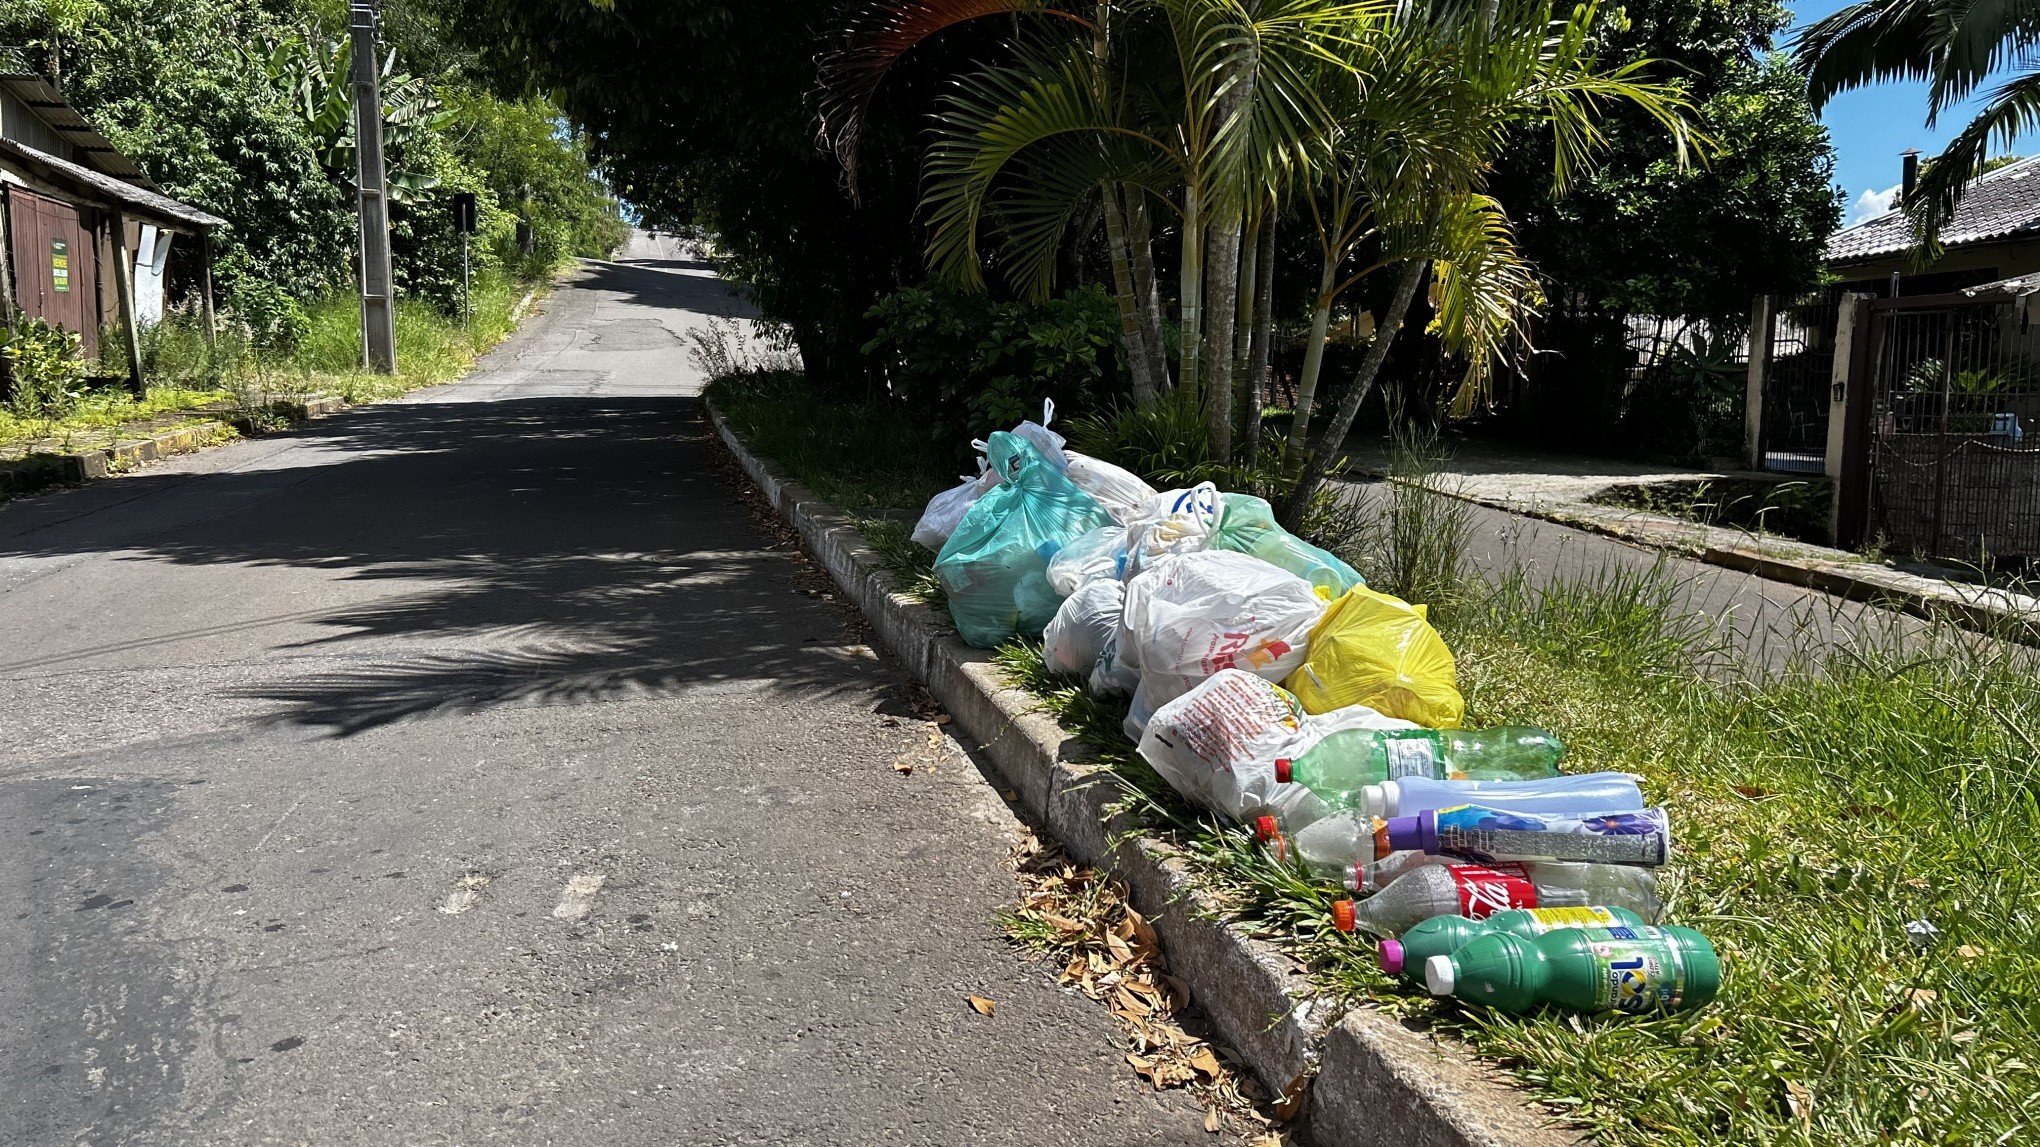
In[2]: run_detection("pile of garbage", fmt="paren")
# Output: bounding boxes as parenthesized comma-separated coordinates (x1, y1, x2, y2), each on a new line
(914, 407, 1719, 1017)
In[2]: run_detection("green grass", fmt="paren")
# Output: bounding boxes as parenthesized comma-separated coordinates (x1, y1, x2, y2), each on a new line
(709, 375, 2040, 1145)
(3, 272, 540, 455)
(1594, 476, 1835, 548)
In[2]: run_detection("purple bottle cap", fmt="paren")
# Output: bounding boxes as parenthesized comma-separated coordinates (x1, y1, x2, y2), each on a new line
(1382, 812, 1437, 853)
(1378, 940, 1405, 976)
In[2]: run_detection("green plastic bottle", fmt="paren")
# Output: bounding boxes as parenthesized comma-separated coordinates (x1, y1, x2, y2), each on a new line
(1423, 924, 1721, 1015)
(1275, 726, 1564, 806)
(1379, 906, 1648, 980)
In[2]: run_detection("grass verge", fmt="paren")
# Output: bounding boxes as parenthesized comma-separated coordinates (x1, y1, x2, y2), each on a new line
(709, 368, 2040, 1146)
(2, 271, 541, 456)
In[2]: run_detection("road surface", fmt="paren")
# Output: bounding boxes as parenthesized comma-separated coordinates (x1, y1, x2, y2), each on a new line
(0, 236, 1209, 1146)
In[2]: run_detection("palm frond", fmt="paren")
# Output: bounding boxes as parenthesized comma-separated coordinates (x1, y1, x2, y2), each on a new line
(1906, 67, 2040, 257)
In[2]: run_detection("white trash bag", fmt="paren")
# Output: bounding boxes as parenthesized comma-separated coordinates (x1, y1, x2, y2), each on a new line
(911, 465, 1000, 551)
(1046, 525, 1128, 596)
(1062, 451, 1158, 524)
(1137, 670, 1312, 821)
(1124, 483, 1224, 575)
(1119, 550, 1324, 734)
(1000, 398, 1068, 471)
(1043, 579, 1125, 676)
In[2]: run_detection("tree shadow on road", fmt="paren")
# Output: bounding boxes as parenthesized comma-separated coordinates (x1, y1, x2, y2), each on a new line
(0, 396, 883, 737)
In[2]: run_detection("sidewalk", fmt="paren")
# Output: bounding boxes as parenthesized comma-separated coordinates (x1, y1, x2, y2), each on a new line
(1343, 435, 2040, 642)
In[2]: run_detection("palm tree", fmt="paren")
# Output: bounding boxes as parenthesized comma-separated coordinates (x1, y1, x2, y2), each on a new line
(1272, 0, 1691, 524)
(1794, 0, 2040, 249)
(821, 0, 1367, 454)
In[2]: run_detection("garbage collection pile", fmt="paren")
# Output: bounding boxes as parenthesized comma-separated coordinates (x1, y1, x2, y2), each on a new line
(915, 407, 1719, 1017)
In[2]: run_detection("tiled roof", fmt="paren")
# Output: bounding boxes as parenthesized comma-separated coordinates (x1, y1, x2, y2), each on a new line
(1827, 155, 2040, 264)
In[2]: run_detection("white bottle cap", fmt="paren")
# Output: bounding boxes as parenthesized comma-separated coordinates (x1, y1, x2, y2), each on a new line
(1361, 781, 1397, 818)
(1424, 955, 1456, 996)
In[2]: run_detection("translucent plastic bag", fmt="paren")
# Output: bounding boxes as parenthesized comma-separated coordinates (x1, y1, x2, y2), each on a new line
(1045, 526, 1128, 596)
(1283, 586, 1464, 727)
(1119, 550, 1324, 731)
(1043, 579, 1124, 676)
(990, 399, 1068, 472)
(1210, 493, 1363, 598)
(1123, 483, 1224, 576)
(1062, 451, 1157, 524)
(911, 466, 1000, 551)
(1137, 669, 1311, 820)
(935, 432, 1114, 648)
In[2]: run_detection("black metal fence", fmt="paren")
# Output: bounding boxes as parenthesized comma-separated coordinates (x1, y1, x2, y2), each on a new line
(1760, 293, 1840, 473)
(1863, 291, 2040, 561)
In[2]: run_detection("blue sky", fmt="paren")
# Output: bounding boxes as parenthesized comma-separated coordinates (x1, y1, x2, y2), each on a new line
(1789, 0, 2038, 226)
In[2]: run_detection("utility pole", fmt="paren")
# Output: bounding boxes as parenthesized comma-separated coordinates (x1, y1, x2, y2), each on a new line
(350, 0, 397, 373)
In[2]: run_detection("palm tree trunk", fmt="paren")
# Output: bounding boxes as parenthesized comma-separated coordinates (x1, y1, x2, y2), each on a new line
(1287, 255, 1339, 455)
(1279, 259, 1427, 529)
(1178, 183, 1204, 408)
(1101, 184, 1159, 405)
(1128, 194, 1170, 391)
(1245, 218, 1275, 466)
(1202, 214, 1243, 462)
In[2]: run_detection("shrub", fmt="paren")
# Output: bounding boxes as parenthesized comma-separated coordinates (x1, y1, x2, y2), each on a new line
(862, 282, 1122, 441)
(0, 315, 88, 419)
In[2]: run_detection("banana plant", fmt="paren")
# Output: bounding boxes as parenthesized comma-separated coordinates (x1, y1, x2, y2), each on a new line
(254, 32, 450, 204)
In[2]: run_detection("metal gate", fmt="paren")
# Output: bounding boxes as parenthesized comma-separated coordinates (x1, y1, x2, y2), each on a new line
(3, 185, 100, 358)
(1860, 290, 2040, 562)
(1759, 292, 1839, 472)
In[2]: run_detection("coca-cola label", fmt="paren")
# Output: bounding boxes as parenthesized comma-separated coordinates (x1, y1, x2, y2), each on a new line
(1449, 863, 1535, 918)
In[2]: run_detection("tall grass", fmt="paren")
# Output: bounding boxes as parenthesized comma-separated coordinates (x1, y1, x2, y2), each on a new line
(5, 271, 537, 453)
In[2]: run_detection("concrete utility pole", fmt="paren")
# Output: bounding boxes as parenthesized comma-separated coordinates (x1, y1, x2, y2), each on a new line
(350, 0, 397, 373)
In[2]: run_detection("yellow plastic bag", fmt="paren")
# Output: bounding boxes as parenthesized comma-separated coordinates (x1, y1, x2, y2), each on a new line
(1283, 587, 1464, 727)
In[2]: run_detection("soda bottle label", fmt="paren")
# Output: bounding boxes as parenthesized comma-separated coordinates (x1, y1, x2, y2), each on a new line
(1449, 863, 1535, 917)
(1523, 906, 1617, 931)
(1587, 927, 1687, 1013)
(1383, 735, 1441, 780)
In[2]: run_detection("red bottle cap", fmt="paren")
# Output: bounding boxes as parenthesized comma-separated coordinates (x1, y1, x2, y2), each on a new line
(1255, 815, 1280, 842)
(1274, 758, 1293, 784)
(1331, 899, 1356, 933)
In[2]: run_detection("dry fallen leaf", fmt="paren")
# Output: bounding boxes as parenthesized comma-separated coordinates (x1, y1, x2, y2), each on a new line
(1730, 784, 1770, 799)
(1204, 1107, 1222, 1134)
(1903, 987, 1939, 1008)
(893, 759, 914, 775)
(966, 995, 996, 1017)
(1784, 1080, 1814, 1131)
(1956, 944, 1984, 962)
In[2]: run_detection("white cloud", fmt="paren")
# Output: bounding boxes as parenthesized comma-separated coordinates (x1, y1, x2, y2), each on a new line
(1848, 184, 1900, 226)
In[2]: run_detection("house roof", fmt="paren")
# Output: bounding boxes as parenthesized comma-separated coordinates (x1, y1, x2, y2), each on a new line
(1827, 155, 2040, 264)
(0, 64, 156, 189)
(0, 135, 224, 231)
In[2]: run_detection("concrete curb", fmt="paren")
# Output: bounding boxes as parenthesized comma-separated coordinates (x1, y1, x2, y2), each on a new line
(0, 395, 348, 499)
(1347, 467, 2040, 644)
(708, 401, 1576, 1147)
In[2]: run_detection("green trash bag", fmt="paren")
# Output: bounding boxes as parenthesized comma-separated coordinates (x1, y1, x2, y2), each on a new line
(1211, 493, 1364, 597)
(936, 432, 1116, 648)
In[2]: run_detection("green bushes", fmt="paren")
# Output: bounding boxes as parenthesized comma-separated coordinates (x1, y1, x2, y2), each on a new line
(0, 315, 88, 420)
(862, 283, 1121, 442)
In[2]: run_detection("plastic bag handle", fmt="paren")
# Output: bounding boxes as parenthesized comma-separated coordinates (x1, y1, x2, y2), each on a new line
(1040, 398, 1055, 427)
(970, 438, 989, 453)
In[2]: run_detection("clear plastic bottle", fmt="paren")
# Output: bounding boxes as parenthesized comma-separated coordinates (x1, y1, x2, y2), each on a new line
(1382, 805, 1671, 867)
(1358, 772, 1644, 819)
(1276, 726, 1564, 806)
(1337, 861, 1662, 935)
(1425, 924, 1721, 1015)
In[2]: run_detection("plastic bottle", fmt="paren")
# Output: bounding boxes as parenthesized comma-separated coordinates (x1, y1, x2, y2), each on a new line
(1336, 861, 1662, 935)
(1377, 905, 1648, 979)
(1358, 772, 1644, 819)
(1382, 805, 1671, 867)
(1424, 924, 1721, 1015)
(1276, 726, 1564, 805)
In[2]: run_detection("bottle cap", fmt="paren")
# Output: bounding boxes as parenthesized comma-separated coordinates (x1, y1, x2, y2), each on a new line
(1274, 758, 1293, 784)
(1378, 939, 1405, 975)
(1423, 955, 1456, 996)
(1331, 899, 1356, 933)
(1255, 815, 1280, 843)
(1361, 782, 1391, 817)
(1383, 812, 1437, 853)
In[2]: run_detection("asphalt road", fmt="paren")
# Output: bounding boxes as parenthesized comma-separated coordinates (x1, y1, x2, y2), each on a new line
(0, 238, 1209, 1146)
